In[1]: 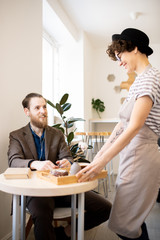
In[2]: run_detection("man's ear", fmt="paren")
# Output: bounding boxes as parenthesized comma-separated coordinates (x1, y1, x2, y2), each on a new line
(24, 108, 30, 117)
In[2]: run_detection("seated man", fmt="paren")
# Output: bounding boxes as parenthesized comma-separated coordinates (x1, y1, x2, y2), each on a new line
(8, 93, 112, 240)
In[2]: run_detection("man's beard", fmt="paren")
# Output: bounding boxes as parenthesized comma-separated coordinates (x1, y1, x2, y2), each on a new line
(30, 115, 48, 129)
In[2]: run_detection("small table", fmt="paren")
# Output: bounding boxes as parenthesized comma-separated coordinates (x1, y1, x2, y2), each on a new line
(0, 171, 98, 240)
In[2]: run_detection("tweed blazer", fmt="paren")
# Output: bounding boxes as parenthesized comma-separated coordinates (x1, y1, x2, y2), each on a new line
(8, 123, 73, 168)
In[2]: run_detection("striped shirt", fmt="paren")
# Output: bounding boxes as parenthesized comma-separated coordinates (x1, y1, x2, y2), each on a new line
(126, 64, 160, 136)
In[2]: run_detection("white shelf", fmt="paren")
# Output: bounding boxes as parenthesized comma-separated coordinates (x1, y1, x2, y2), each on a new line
(89, 118, 119, 132)
(89, 118, 119, 123)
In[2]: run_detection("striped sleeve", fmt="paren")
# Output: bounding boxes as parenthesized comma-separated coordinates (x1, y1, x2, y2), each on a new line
(135, 69, 160, 106)
(127, 67, 160, 136)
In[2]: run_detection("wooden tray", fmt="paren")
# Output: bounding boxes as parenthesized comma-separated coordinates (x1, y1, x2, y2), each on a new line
(36, 168, 107, 185)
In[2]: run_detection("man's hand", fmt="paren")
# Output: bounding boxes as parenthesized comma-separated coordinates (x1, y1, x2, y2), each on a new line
(56, 159, 71, 168)
(30, 160, 58, 171)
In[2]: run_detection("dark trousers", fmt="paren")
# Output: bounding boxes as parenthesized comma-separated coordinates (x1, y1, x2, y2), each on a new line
(157, 189, 160, 202)
(118, 222, 150, 240)
(26, 191, 112, 240)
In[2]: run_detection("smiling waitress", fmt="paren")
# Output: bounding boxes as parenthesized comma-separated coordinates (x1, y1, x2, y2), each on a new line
(77, 28, 160, 240)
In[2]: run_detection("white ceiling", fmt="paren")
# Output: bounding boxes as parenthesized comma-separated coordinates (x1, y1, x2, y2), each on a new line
(58, 0, 160, 48)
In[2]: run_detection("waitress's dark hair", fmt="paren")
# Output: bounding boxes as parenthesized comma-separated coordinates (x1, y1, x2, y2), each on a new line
(106, 40, 136, 61)
(22, 93, 44, 109)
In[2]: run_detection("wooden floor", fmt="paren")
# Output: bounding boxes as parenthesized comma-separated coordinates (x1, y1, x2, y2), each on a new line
(26, 176, 160, 240)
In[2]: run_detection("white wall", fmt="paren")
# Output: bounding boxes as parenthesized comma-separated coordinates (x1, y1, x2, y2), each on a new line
(0, 0, 42, 238)
(91, 47, 127, 120)
(149, 43, 160, 69)
(90, 43, 160, 121)
(83, 33, 94, 131)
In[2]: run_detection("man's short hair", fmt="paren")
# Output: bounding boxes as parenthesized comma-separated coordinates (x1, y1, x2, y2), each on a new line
(22, 93, 44, 109)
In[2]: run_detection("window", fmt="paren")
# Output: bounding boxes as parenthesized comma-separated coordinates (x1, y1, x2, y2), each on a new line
(42, 32, 59, 125)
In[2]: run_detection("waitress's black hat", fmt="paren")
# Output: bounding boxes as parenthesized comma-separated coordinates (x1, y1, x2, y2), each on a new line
(112, 28, 153, 56)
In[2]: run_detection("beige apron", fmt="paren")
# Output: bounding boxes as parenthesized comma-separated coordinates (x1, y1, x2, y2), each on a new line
(108, 96, 160, 238)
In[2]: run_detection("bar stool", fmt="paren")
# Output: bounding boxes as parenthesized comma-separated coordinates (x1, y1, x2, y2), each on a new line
(86, 132, 100, 162)
(85, 132, 108, 197)
(86, 131, 111, 161)
(74, 132, 90, 162)
(74, 132, 87, 142)
(98, 132, 115, 192)
(86, 131, 114, 194)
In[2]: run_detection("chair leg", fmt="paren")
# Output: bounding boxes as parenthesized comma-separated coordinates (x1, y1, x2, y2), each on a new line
(25, 215, 33, 239)
(54, 220, 59, 227)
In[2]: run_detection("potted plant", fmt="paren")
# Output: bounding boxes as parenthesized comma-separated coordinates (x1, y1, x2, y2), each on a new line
(91, 98, 105, 118)
(47, 93, 91, 162)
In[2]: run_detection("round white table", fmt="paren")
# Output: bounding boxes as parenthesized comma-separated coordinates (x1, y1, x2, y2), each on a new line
(0, 171, 98, 240)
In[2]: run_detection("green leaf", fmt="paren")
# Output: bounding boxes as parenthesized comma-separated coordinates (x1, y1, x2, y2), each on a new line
(56, 103, 64, 115)
(60, 93, 69, 105)
(62, 103, 71, 112)
(87, 145, 93, 149)
(67, 132, 74, 145)
(58, 127, 65, 134)
(70, 143, 79, 154)
(76, 159, 90, 163)
(68, 118, 85, 124)
(49, 92, 87, 148)
(91, 98, 105, 117)
(52, 124, 64, 134)
(52, 123, 62, 128)
(63, 122, 74, 128)
(47, 100, 56, 108)
(99, 104, 105, 112)
(70, 143, 78, 149)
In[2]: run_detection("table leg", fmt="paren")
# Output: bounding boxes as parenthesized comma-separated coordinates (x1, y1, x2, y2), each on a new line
(77, 192, 84, 240)
(21, 195, 26, 240)
(12, 195, 19, 240)
(71, 194, 76, 240)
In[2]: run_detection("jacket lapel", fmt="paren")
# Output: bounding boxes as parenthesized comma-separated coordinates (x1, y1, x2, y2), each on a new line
(45, 126, 51, 160)
(24, 124, 38, 159)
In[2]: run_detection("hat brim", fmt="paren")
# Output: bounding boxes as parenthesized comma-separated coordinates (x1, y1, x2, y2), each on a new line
(112, 34, 153, 56)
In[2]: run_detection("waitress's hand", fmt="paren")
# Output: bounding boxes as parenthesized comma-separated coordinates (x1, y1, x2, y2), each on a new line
(76, 160, 104, 182)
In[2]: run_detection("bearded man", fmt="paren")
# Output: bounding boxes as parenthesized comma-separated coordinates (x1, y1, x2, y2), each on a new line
(8, 93, 112, 240)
